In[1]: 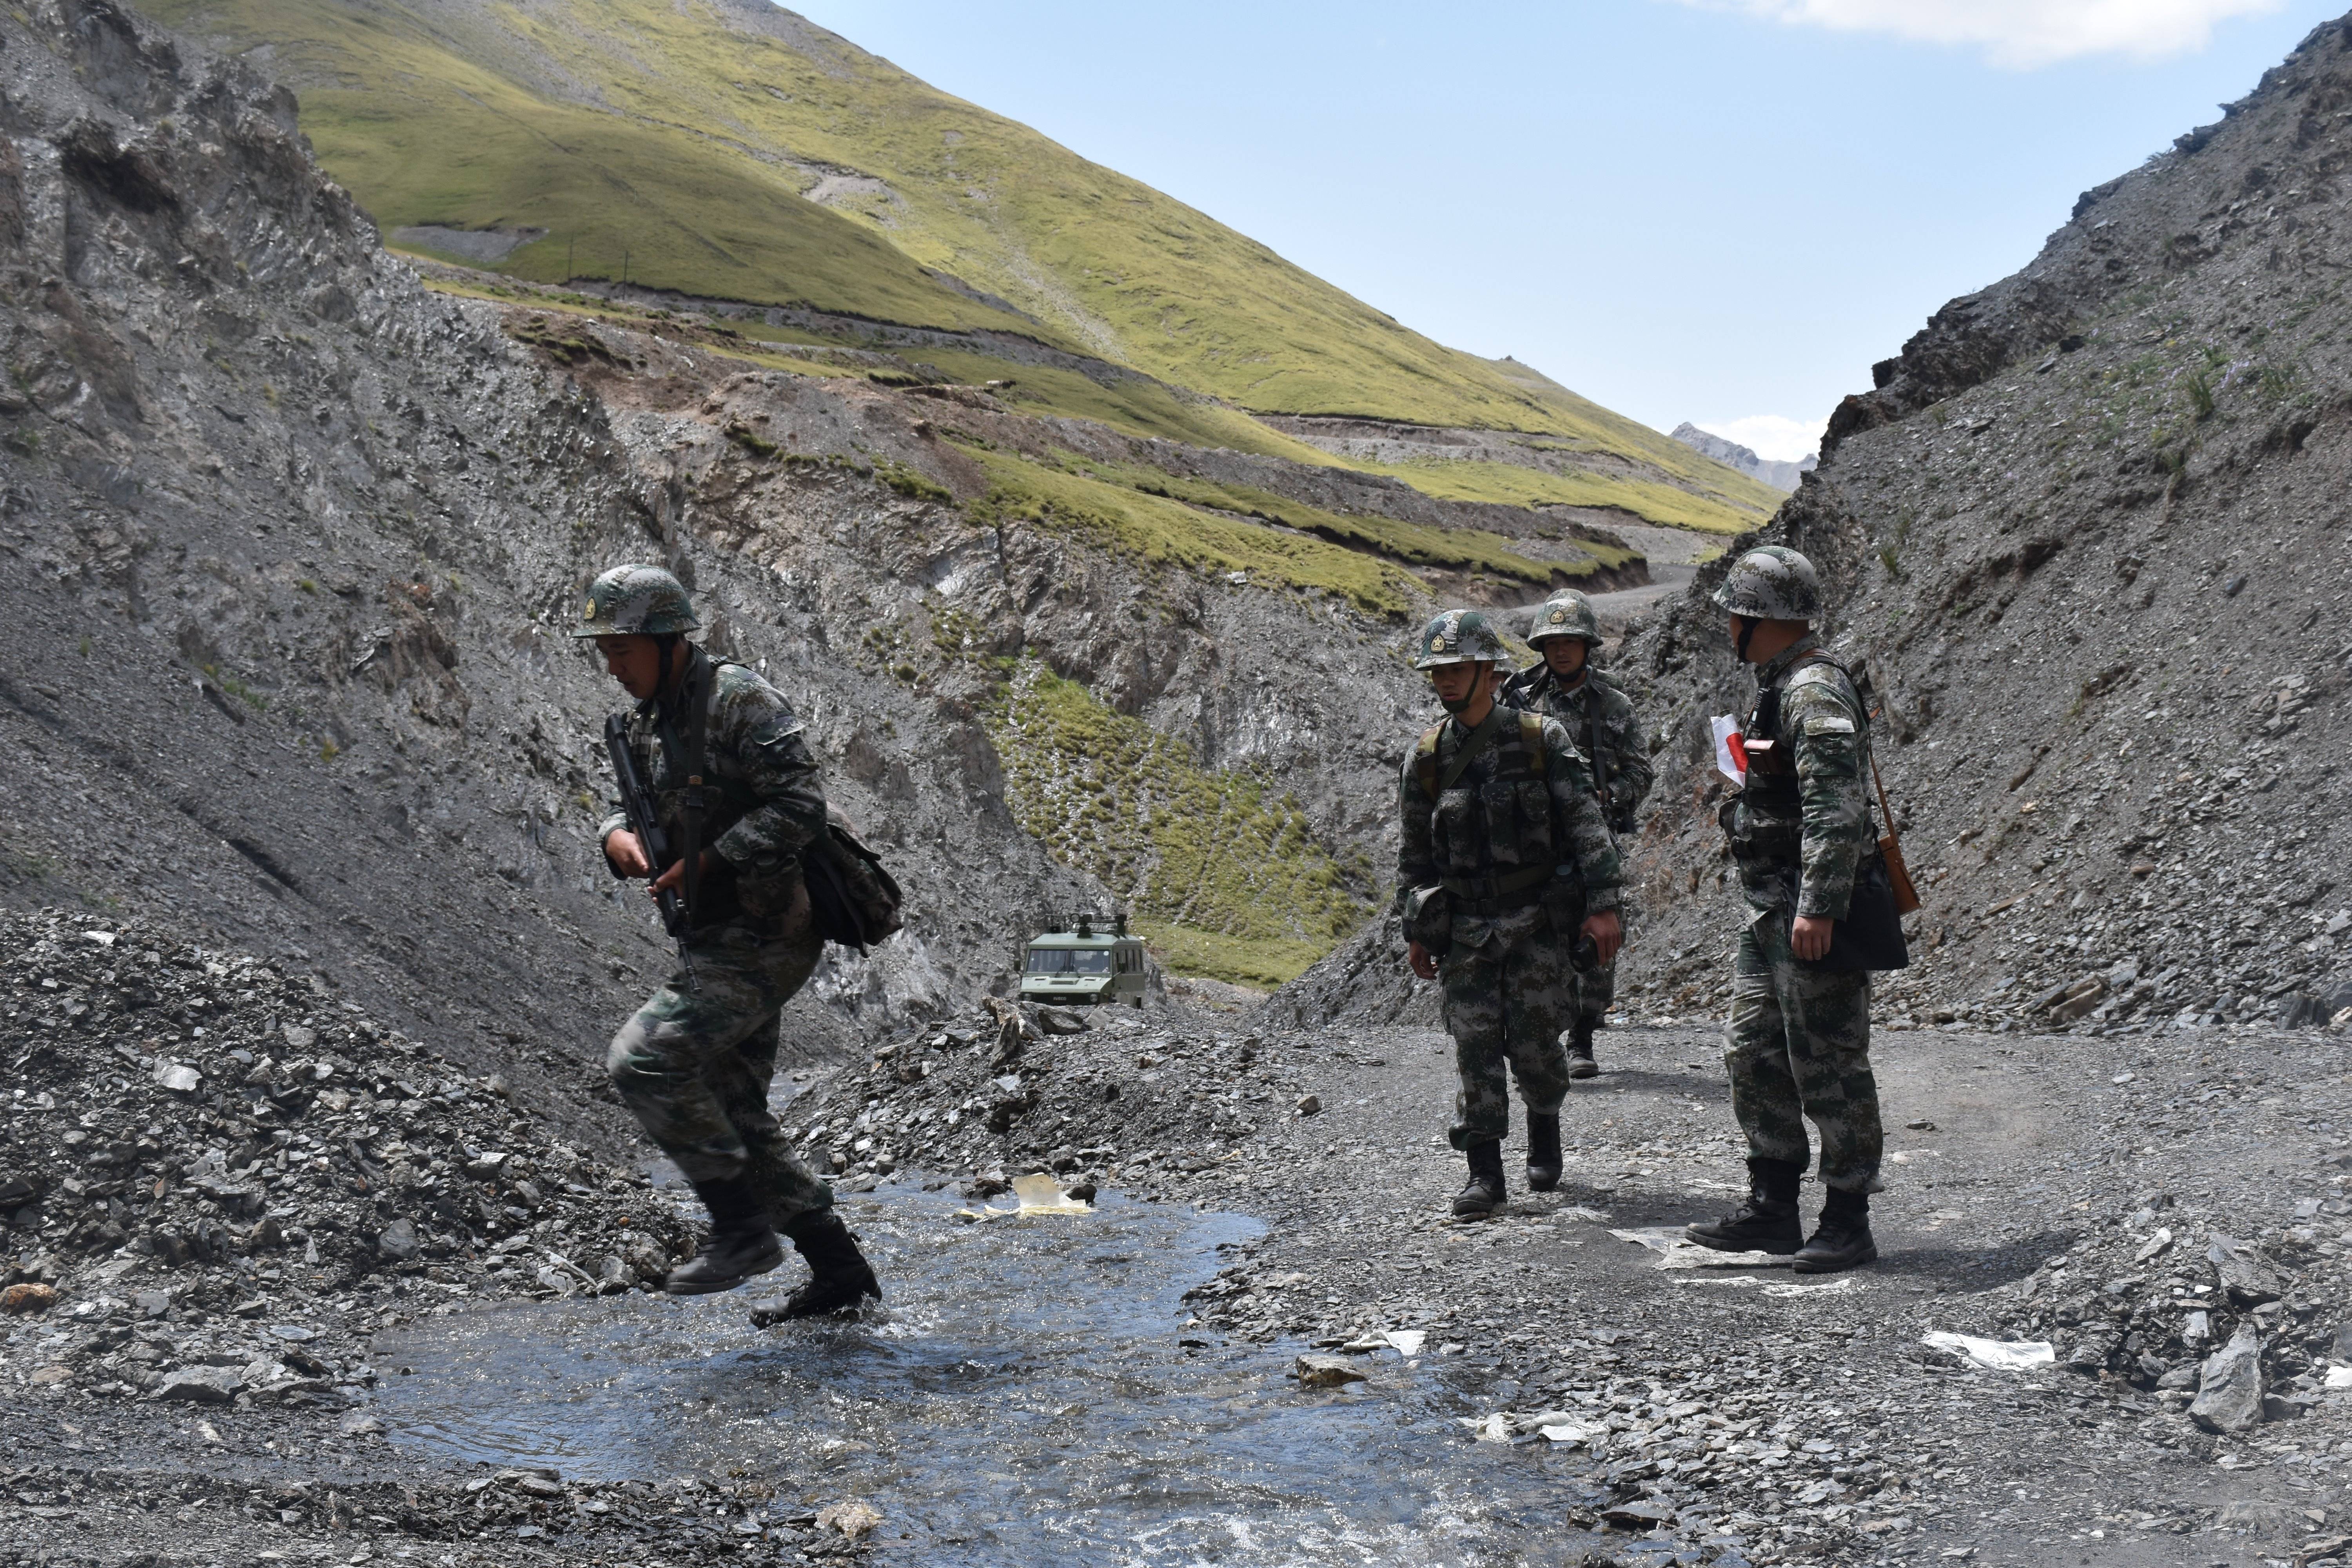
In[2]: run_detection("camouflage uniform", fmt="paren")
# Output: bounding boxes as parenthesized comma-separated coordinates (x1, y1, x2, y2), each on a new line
(1499, 661, 1652, 1026)
(1724, 633, 1884, 1194)
(598, 645, 836, 1226)
(1397, 708, 1622, 1149)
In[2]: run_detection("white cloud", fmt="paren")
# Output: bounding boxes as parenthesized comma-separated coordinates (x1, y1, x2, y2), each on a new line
(1668, 0, 2285, 68)
(1696, 414, 1826, 463)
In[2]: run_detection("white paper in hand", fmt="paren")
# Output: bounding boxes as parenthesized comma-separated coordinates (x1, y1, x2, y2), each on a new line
(1710, 715, 1747, 784)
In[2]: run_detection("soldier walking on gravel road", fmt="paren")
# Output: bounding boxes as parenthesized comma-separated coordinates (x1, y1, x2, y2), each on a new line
(1397, 608, 1624, 1218)
(1684, 547, 1904, 1275)
(1500, 590, 1654, 1079)
(579, 564, 883, 1318)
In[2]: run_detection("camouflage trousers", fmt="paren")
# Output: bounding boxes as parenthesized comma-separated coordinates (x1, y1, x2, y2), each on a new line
(606, 909, 833, 1226)
(1440, 906, 1579, 1150)
(1723, 911, 1883, 1194)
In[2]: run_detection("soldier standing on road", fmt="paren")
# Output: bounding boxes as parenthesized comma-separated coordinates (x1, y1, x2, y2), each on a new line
(578, 564, 883, 1316)
(1501, 590, 1655, 1078)
(1397, 609, 1624, 1217)
(1684, 547, 1889, 1274)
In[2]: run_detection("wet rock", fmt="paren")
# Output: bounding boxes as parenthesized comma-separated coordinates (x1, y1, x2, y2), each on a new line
(2189, 1325, 2265, 1433)
(155, 1366, 242, 1404)
(1294, 1354, 1367, 1388)
(816, 1500, 882, 1540)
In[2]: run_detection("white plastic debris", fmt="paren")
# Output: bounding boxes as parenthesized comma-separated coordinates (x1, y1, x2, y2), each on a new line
(1921, 1331, 2055, 1371)
(2324, 1365, 2352, 1390)
(1539, 1419, 1602, 1446)
(1010, 1172, 1091, 1215)
(1383, 1329, 1427, 1356)
(1610, 1227, 1784, 1270)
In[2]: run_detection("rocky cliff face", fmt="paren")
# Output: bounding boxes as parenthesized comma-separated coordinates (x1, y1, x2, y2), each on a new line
(0, 0, 1109, 1135)
(1281, 17, 2352, 1040)
(1609, 18, 2352, 1035)
(2, 0, 1562, 1127)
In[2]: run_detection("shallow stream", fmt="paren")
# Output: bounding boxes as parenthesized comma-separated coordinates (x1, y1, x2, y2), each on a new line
(370, 1186, 1618, 1565)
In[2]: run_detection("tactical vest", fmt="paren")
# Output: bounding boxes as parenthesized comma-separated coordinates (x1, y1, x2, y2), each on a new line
(1412, 710, 1566, 911)
(626, 653, 762, 927)
(1728, 651, 1871, 880)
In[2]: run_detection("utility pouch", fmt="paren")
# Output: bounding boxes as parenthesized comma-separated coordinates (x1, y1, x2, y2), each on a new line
(1802, 853, 1911, 973)
(1401, 884, 1453, 959)
(802, 811, 905, 953)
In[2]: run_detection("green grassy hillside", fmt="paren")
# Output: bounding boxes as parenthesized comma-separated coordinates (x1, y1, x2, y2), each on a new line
(140, 0, 1782, 519)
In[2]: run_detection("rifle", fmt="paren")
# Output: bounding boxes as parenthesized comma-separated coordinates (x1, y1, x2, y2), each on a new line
(604, 713, 698, 993)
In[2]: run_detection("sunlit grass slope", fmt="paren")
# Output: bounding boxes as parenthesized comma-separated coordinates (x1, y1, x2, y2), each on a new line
(987, 662, 1374, 988)
(142, 0, 1782, 486)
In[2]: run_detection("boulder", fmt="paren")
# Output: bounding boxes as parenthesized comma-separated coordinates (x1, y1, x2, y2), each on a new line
(155, 1366, 242, 1405)
(2206, 1234, 2285, 1306)
(1293, 1354, 1367, 1389)
(2189, 1325, 2265, 1433)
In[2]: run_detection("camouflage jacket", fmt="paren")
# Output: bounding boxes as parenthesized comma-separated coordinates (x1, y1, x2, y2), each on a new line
(597, 648, 828, 928)
(1396, 706, 1622, 938)
(1498, 664, 1654, 829)
(1729, 635, 1874, 921)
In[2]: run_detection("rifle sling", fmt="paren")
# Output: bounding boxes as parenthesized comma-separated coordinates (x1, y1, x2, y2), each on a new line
(1435, 706, 1508, 795)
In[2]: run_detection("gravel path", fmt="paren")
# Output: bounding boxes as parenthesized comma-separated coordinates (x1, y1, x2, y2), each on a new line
(783, 1000, 2352, 1566)
(11, 954, 2352, 1566)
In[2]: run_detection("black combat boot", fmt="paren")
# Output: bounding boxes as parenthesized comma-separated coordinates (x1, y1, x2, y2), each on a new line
(1792, 1187, 1878, 1274)
(1683, 1157, 1803, 1255)
(1565, 1018, 1599, 1080)
(1525, 1113, 1563, 1192)
(1453, 1140, 1507, 1218)
(748, 1209, 884, 1323)
(664, 1176, 785, 1295)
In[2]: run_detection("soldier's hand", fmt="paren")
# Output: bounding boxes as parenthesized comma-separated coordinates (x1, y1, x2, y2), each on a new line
(1791, 914, 1834, 962)
(605, 829, 653, 879)
(1408, 941, 1439, 981)
(649, 850, 716, 896)
(1581, 910, 1623, 966)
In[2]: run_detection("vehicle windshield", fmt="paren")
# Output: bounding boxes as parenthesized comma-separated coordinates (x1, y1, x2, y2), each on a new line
(1025, 947, 1112, 975)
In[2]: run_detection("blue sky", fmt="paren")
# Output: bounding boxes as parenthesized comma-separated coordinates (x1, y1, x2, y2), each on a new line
(787, 0, 2345, 459)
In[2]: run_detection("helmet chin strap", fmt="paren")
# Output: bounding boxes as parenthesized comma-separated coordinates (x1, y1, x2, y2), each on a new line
(1438, 661, 1487, 715)
(654, 634, 681, 701)
(1735, 615, 1759, 664)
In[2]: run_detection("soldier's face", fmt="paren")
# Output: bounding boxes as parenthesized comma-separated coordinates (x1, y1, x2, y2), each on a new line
(1428, 662, 1485, 712)
(596, 634, 664, 700)
(1542, 638, 1589, 679)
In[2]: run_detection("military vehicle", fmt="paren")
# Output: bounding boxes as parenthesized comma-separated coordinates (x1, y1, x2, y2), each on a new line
(1019, 914, 1151, 1008)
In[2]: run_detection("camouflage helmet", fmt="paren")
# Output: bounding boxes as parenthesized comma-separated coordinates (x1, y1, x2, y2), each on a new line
(1710, 545, 1821, 621)
(1527, 589, 1601, 647)
(570, 564, 699, 638)
(1413, 608, 1508, 670)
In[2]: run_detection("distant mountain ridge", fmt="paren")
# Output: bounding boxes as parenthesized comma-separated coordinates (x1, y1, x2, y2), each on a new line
(1669, 422, 1816, 493)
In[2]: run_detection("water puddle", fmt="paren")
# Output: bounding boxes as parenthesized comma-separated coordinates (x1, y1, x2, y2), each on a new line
(372, 1186, 1609, 1565)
